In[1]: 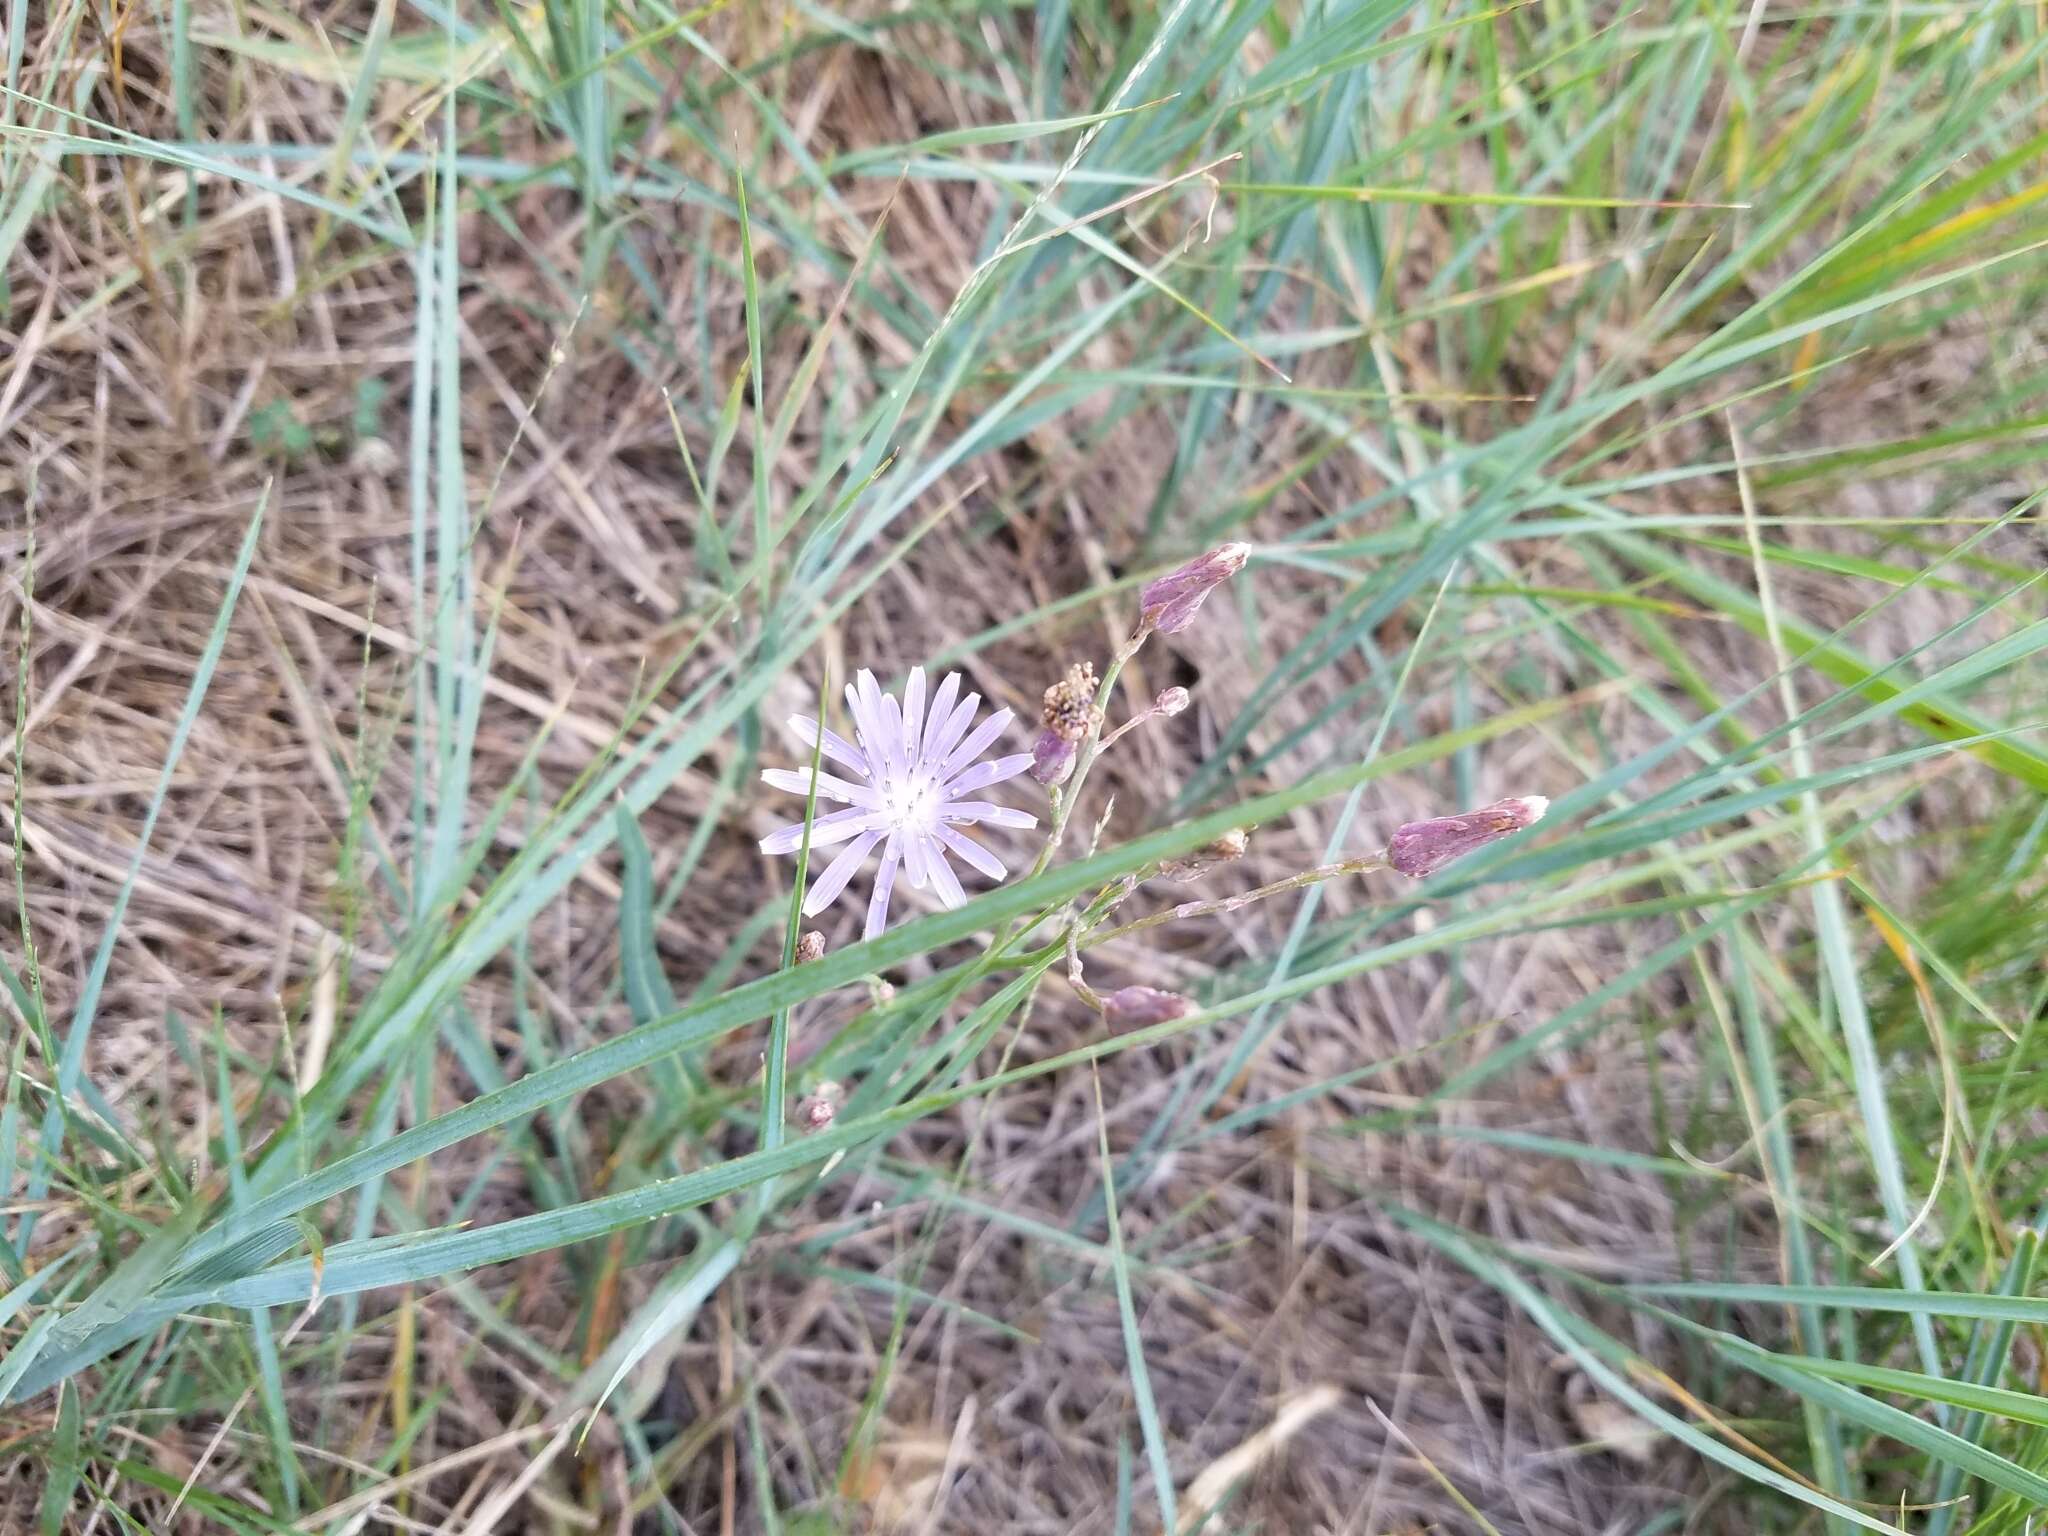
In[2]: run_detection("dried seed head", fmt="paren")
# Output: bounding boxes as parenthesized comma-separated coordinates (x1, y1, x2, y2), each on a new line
(1103, 985, 1195, 1028)
(794, 1081, 844, 1133)
(1030, 726, 1078, 787)
(1389, 796, 1549, 879)
(1041, 661, 1101, 743)
(1159, 826, 1249, 881)
(1153, 686, 1191, 717)
(795, 930, 826, 964)
(1138, 543, 1250, 636)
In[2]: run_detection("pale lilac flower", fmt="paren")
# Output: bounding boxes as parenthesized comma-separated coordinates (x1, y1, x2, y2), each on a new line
(760, 668, 1037, 939)
(1389, 796, 1549, 878)
(1103, 986, 1194, 1028)
(1138, 542, 1249, 635)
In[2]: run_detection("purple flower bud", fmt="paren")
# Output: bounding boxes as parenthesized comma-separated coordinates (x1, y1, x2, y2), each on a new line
(1389, 796, 1549, 878)
(1103, 985, 1194, 1028)
(1138, 543, 1250, 635)
(1153, 686, 1190, 717)
(1031, 726, 1077, 786)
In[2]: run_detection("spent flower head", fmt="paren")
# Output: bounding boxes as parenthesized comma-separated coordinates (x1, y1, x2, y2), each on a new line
(1389, 796, 1548, 879)
(1031, 661, 1100, 787)
(759, 668, 1036, 939)
(1041, 661, 1100, 742)
(1138, 542, 1250, 635)
(794, 1081, 844, 1133)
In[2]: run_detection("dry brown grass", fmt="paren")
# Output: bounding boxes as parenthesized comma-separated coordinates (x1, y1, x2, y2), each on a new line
(6, 3, 2038, 1533)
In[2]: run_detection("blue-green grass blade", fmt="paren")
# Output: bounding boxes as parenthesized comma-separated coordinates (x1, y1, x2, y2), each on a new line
(39, 1377, 80, 1536)
(615, 806, 677, 1025)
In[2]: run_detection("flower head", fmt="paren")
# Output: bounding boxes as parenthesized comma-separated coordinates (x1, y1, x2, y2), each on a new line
(1138, 542, 1250, 635)
(1031, 661, 1100, 787)
(760, 668, 1037, 939)
(1041, 662, 1100, 742)
(1389, 796, 1548, 879)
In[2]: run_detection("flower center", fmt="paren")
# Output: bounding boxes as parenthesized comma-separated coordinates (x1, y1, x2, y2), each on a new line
(880, 769, 938, 831)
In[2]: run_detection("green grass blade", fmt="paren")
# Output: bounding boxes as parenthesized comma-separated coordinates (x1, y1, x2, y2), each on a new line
(39, 1377, 80, 1536)
(1391, 1208, 1909, 1536)
(1765, 1352, 2048, 1432)
(615, 806, 677, 1025)
(1093, 1067, 1176, 1534)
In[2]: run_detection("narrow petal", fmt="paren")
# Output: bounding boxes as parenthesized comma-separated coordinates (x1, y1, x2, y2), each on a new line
(901, 667, 928, 763)
(938, 801, 1038, 830)
(923, 690, 981, 769)
(864, 837, 901, 940)
(786, 714, 869, 778)
(902, 823, 933, 890)
(926, 840, 967, 909)
(868, 671, 908, 779)
(803, 829, 882, 916)
(919, 673, 962, 770)
(944, 752, 1032, 796)
(933, 822, 1005, 881)
(759, 806, 884, 855)
(857, 670, 890, 761)
(937, 707, 1016, 781)
(884, 692, 907, 763)
(845, 676, 886, 770)
(761, 767, 877, 806)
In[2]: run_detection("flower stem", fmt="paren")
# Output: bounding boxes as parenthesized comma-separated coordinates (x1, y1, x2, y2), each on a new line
(1086, 852, 1391, 948)
(1026, 639, 1137, 884)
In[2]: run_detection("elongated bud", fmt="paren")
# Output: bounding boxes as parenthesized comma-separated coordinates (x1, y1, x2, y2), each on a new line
(1138, 543, 1250, 635)
(1103, 985, 1194, 1028)
(1389, 796, 1548, 878)
(794, 1080, 844, 1132)
(795, 930, 826, 964)
(1031, 727, 1077, 786)
(1153, 686, 1190, 717)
